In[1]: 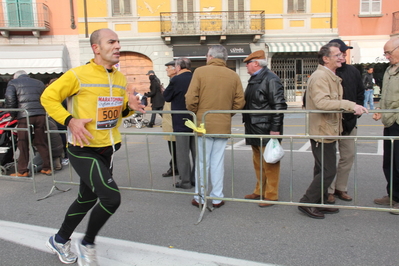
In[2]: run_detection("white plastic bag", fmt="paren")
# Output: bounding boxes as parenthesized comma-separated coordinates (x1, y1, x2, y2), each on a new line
(263, 138, 285, 164)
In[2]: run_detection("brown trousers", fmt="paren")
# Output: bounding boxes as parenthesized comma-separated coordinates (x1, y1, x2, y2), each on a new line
(17, 116, 51, 174)
(251, 145, 281, 200)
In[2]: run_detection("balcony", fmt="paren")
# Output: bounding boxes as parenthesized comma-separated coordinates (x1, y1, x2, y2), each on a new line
(160, 10, 265, 43)
(393, 11, 399, 35)
(0, 2, 50, 38)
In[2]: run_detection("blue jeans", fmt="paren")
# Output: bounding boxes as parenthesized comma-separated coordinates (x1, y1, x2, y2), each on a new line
(194, 137, 228, 204)
(364, 89, 374, 109)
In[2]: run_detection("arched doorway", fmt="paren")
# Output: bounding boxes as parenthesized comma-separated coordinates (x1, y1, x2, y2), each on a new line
(118, 52, 153, 95)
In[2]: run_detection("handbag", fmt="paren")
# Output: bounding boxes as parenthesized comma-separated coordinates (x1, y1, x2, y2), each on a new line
(263, 138, 285, 164)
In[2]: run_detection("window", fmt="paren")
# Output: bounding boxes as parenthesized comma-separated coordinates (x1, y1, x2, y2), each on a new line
(287, 0, 306, 13)
(177, 0, 194, 21)
(112, 0, 131, 16)
(360, 0, 381, 15)
(228, 0, 244, 20)
(6, 0, 34, 27)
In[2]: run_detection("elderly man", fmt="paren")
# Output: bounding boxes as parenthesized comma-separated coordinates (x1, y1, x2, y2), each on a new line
(373, 37, 399, 213)
(42, 28, 144, 265)
(326, 39, 365, 204)
(186, 45, 245, 208)
(298, 42, 368, 219)
(161, 60, 179, 177)
(163, 57, 195, 189)
(242, 50, 287, 207)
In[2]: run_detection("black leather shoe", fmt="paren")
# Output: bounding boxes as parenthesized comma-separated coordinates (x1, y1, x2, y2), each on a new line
(162, 168, 178, 177)
(317, 207, 339, 214)
(298, 206, 325, 219)
(173, 182, 192, 189)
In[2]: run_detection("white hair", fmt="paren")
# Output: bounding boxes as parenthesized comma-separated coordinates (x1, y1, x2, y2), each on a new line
(13, 70, 27, 79)
(254, 59, 268, 67)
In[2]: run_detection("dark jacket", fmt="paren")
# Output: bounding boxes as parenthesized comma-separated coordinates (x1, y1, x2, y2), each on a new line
(337, 63, 365, 135)
(163, 71, 193, 132)
(243, 67, 287, 146)
(145, 75, 165, 108)
(362, 72, 374, 90)
(5, 74, 46, 119)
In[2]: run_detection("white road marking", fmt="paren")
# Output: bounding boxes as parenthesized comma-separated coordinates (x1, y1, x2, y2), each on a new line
(0, 220, 271, 266)
(226, 138, 383, 155)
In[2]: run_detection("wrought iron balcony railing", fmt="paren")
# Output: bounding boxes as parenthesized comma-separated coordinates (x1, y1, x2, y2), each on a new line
(160, 10, 265, 37)
(393, 11, 399, 35)
(0, 2, 50, 37)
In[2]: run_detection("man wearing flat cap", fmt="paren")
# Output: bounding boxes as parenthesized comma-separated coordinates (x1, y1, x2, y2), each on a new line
(242, 50, 287, 207)
(145, 70, 165, 128)
(161, 60, 179, 177)
(325, 39, 365, 204)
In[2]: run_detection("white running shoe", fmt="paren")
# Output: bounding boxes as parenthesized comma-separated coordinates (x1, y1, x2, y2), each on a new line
(76, 240, 98, 266)
(46, 235, 77, 264)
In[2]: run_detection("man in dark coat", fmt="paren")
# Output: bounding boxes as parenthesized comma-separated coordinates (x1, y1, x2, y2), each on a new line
(163, 58, 195, 189)
(145, 70, 165, 127)
(242, 50, 287, 207)
(326, 39, 365, 204)
(5, 70, 51, 177)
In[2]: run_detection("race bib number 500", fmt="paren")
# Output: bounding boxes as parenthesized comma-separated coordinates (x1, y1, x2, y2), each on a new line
(97, 96, 123, 129)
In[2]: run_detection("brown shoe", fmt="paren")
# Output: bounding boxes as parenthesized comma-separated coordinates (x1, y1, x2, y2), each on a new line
(374, 195, 398, 206)
(390, 203, 399, 215)
(244, 193, 261, 200)
(298, 206, 325, 219)
(191, 199, 200, 208)
(40, 169, 52, 176)
(10, 172, 29, 177)
(258, 198, 276, 208)
(212, 201, 225, 208)
(327, 193, 336, 204)
(334, 189, 352, 201)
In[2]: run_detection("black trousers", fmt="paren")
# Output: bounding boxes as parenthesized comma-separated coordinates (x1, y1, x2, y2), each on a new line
(149, 106, 163, 125)
(383, 122, 399, 202)
(57, 144, 121, 244)
(300, 140, 337, 203)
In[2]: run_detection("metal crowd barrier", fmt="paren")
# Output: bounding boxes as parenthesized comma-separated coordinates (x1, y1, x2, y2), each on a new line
(3, 108, 399, 223)
(0, 108, 44, 193)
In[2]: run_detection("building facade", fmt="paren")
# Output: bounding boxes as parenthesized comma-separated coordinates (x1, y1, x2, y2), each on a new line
(0, 0, 79, 87)
(338, 0, 399, 65)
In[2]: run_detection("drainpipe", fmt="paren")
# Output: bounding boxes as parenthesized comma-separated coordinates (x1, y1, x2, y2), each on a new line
(330, 0, 333, 30)
(84, 0, 89, 38)
(70, 0, 76, 29)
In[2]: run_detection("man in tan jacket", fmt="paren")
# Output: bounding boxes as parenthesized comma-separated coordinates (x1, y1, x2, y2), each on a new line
(186, 45, 245, 208)
(298, 42, 367, 219)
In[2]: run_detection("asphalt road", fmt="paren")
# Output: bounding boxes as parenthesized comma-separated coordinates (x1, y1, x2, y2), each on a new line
(0, 106, 397, 266)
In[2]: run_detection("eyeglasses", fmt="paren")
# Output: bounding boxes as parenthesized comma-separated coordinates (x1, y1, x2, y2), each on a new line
(331, 53, 343, 58)
(383, 46, 399, 57)
(246, 60, 254, 65)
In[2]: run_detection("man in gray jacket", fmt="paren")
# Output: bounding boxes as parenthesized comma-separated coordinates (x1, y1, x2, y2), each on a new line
(5, 70, 51, 177)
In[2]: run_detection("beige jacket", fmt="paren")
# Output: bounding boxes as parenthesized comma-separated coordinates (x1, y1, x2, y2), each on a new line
(306, 65, 355, 143)
(185, 58, 245, 134)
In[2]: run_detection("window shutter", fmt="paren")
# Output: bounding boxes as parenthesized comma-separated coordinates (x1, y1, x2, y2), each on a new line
(298, 0, 305, 12)
(124, 0, 131, 15)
